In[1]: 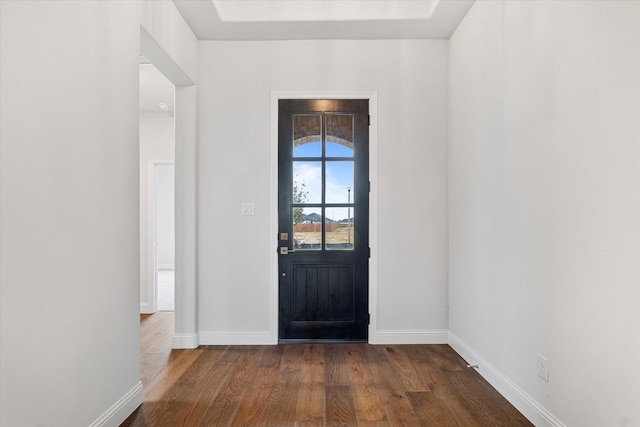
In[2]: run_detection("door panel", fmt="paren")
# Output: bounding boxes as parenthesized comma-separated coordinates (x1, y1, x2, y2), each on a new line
(292, 264, 354, 321)
(278, 99, 369, 341)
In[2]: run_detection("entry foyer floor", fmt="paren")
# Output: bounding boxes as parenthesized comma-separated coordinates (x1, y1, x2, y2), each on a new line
(122, 312, 532, 426)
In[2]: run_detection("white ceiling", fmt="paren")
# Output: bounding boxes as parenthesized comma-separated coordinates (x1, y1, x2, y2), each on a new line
(141, 0, 475, 112)
(172, 0, 475, 40)
(139, 62, 174, 114)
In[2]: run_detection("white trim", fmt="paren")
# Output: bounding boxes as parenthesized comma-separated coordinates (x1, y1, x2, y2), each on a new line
(269, 93, 280, 344)
(158, 264, 175, 270)
(367, 94, 378, 342)
(448, 332, 566, 427)
(370, 329, 449, 345)
(173, 85, 199, 349)
(199, 330, 276, 345)
(139, 302, 153, 314)
(172, 333, 199, 349)
(270, 91, 378, 344)
(89, 382, 142, 427)
(140, 27, 194, 87)
(140, 27, 198, 351)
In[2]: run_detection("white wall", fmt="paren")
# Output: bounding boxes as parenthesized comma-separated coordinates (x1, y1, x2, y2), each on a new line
(139, 112, 175, 313)
(0, 2, 142, 426)
(448, 1, 640, 426)
(197, 40, 449, 342)
(139, 0, 199, 347)
(140, 1, 197, 85)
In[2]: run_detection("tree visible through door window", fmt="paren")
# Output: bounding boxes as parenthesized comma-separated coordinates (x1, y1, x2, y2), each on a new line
(291, 113, 355, 251)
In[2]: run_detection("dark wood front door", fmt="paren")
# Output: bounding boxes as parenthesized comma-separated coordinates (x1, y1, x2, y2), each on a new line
(278, 99, 369, 341)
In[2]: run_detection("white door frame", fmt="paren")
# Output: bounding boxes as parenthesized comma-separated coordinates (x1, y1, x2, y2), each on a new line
(269, 91, 379, 344)
(140, 27, 198, 348)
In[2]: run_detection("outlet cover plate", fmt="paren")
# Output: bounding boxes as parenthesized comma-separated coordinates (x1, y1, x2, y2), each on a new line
(537, 354, 549, 382)
(241, 202, 255, 216)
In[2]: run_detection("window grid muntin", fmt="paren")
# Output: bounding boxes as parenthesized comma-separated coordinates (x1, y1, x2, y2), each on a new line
(292, 113, 355, 251)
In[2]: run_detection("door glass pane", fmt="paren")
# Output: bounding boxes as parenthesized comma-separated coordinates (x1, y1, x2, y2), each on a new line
(293, 207, 322, 250)
(293, 161, 321, 204)
(293, 115, 321, 157)
(325, 162, 354, 204)
(326, 207, 354, 250)
(326, 114, 354, 157)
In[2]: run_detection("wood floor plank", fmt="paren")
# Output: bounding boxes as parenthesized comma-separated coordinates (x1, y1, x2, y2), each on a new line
(368, 347, 422, 426)
(300, 343, 325, 384)
(122, 313, 534, 427)
(372, 381, 422, 426)
(326, 385, 358, 427)
(294, 422, 325, 427)
(229, 366, 279, 426)
(278, 344, 305, 380)
(140, 350, 182, 386)
(263, 376, 299, 426)
(179, 350, 238, 426)
(214, 346, 264, 403)
(295, 382, 326, 423)
(409, 359, 440, 390)
(428, 344, 468, 371)
(416, 370, 482, 427)
(142, 348, 203, 402)
(345, 344, 388, 423)
(407, 390, 464, 427)
(259, 344, 285, 368)
(219, 345, 244, 362)
(143, 348, 229, 426)
(196, 401, 240, 427)
(253, 345, 304, 426)
(140, 330, 173, 355)
(140, 315, 173, 356)
(384, 346, 429, 392)
(325, 344, 350, 387)
(446, 369, 533, 427)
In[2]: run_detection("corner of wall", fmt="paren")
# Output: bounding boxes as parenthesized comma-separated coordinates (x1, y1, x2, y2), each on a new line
(172, 333, 199, 349)
(448, 332, 566, 427)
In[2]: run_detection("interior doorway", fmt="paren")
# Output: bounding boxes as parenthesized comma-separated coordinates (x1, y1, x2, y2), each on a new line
(139, 26, 198, 349)
(139, 54, 176, 314)
(154, 163, 175, 311)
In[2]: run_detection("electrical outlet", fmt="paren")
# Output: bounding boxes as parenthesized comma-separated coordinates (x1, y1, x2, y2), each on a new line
(241, 202, 255, 216)
(537, 354, 549, 382)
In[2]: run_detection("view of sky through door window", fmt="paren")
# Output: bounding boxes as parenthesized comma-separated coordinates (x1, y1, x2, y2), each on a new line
(292, 113, 355, 250)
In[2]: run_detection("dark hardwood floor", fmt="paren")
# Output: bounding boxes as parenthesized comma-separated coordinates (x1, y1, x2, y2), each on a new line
(121, 312, 532, 426)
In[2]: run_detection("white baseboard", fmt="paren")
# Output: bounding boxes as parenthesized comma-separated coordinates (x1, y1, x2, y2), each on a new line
(198, 329, 448, 345)
(370, 329, 449, 344)
(89, 381, 142, 427)
(139, 302, 154, 314)
(448, 332, 566, 427)
(172, 333, 199, 349)
(198, 330, 277, 345)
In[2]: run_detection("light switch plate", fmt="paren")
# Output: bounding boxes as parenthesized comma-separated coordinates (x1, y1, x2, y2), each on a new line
(241, 202, 255, 215)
